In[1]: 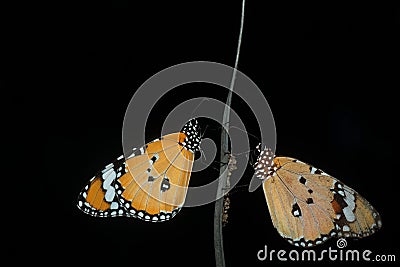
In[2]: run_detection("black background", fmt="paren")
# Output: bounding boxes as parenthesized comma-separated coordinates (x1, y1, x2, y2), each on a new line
(5, 1, 399, 266)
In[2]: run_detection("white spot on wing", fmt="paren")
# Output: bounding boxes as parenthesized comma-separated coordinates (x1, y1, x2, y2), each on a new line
(343, 206, 356, 222)
(104, 187, 115, 202)
(103, 170, 116, 190)
(102, 168, 114, 178)
(310, 167, 318, 174)
(344, 192, 356, 210)
(105, 163, 114, 169)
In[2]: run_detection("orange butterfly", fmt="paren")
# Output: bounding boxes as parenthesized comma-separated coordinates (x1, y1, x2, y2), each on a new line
(253, 144, 382, 247)
(77, 119, 201, 222)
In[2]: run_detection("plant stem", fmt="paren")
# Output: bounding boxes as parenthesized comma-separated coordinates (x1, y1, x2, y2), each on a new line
(214, 1, 246, 266)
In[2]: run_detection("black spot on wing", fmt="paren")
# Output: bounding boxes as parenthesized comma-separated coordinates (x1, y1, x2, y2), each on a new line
(150, 155, 158, 163)
(160, 178, 170, 192)
(291, 203, 302, 217)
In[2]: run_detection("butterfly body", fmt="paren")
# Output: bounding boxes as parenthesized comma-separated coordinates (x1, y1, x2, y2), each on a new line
(254, 146, 382, 247)
(77, 119, 201, 222)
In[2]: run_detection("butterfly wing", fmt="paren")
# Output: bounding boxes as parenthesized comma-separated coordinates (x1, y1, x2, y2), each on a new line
(116, 133, 194, 221)
(77, 119, 201, 222)
(262, 155, 382, 247)
(77, 155, 130, 217)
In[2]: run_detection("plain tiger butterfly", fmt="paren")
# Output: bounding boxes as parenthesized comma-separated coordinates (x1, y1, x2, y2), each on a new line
(77, 119, 201, 222)
(253, 144, 382, 247)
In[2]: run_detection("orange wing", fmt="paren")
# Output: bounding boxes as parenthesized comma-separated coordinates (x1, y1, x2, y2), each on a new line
(115, 133, 194, 221)
(255, 147, 382, 247)
(77, 118, 201, 222)
(77, 155, 130, 217)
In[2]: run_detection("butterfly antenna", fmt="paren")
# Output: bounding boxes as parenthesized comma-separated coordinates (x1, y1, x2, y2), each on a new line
(189, 97, 210, 119)
(200, 124, 209, 139)
(199, 145, 208, 163)
(228, 125, 260, 143)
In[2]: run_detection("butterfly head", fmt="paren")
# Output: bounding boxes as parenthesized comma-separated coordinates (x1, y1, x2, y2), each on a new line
(181, 119, 201, 153)
(253, 143, 276, 180)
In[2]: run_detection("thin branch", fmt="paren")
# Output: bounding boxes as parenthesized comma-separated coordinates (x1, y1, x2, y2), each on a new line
(214, 1, 246, 267)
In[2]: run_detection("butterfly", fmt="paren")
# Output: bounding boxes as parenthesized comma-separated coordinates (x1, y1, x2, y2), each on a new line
(253, 144, 382, 247)
(77, 119, 201, 222)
